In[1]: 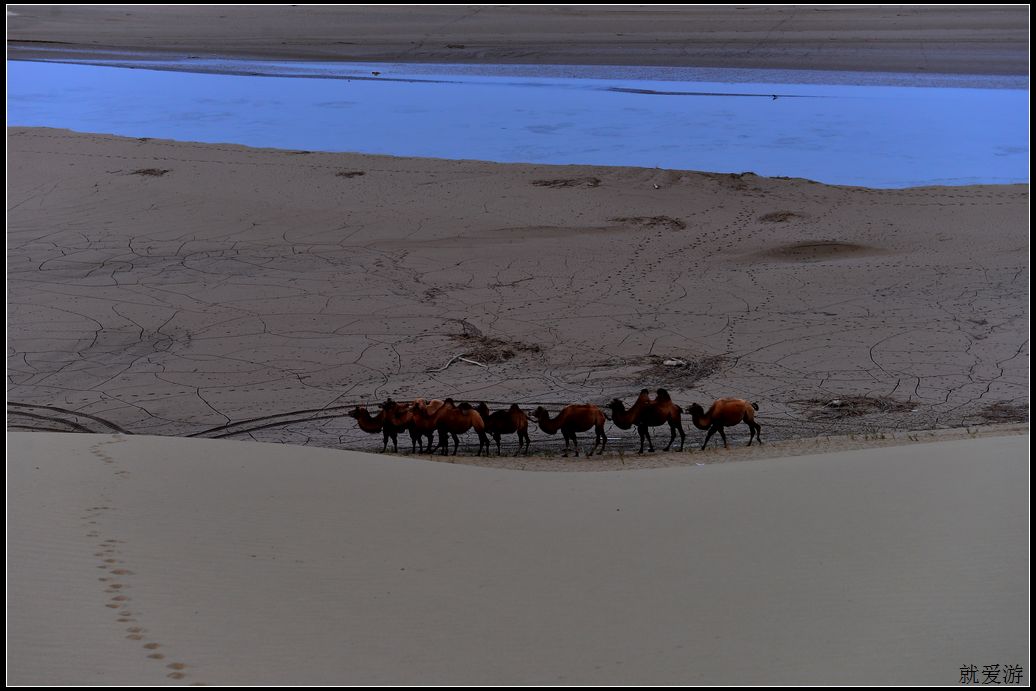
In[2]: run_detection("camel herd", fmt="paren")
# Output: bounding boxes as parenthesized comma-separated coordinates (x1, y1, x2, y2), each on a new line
(347, 388, 761, 457)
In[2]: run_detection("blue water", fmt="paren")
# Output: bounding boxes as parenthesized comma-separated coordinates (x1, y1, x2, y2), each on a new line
(7, 59, 1029, 188)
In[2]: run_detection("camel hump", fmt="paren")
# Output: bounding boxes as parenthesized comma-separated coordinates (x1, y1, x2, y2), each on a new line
(751, 401, 759, 411)
(656, 388, 672, 403)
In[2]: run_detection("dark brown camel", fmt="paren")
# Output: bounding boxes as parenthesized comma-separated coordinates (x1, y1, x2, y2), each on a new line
(381, 398, 435, 453)
(476, 402, 531, 456)
(608, 388, 686, 453)
(346, 405, 397, 453)
(685, 399, 762, 450)
(532, 404, 607, 457)
(410, 398, 490, 456)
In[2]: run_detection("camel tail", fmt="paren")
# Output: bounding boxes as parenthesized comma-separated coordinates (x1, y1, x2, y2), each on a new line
(656, 388, 672, 403)
(751, 401, 759, 411)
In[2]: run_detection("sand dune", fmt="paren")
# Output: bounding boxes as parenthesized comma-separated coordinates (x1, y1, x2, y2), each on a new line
(7, 431, 1028, 684)
(7, 129, 1028, 453)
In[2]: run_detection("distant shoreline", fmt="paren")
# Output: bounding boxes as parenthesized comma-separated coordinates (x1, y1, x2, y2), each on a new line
(7, 6, 1029, 75)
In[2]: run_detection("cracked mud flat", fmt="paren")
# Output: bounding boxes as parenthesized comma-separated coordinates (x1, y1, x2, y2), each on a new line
(7, 128, 1029, 457)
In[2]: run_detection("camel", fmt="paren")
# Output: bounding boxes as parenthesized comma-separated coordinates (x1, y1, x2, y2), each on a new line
(346, 405, 397, 453)
(403, 398, 446, 453)
(532, 404, 607, 457)
(380, 398, 435, 453)
(410, 398, 490, 456)
(476, 402, 531, 456)
(608, 388, 686, 453)
(685, 399, 762, 450)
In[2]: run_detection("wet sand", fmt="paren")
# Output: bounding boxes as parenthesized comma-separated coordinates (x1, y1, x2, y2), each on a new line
(7, 6, 1029, 75)
(7, 431, 1028, 684)
(7, 128, 1028, 454)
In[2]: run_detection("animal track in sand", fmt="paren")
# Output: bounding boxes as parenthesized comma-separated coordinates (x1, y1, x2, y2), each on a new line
(81, 437, 199, 682)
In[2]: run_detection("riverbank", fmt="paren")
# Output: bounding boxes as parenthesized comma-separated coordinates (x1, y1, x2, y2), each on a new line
(7, 128, 1028, 451)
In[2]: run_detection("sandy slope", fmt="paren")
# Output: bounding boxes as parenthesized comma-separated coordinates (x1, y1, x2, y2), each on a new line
(6, 431, 1028, 684)
(6, 6, 1029, 75)
(7, 129, 1029, 452)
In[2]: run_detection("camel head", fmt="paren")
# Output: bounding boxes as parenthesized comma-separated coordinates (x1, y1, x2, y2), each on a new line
(346, 406, 365, 419)
(532, 406, 550, 421)
(409, 399, 428, 414)
(476, 402, 491, 416)
(656, 388, 672, 403)
(607, 398, 626, 414)
(380, 397, 397, 411)
(686, 403, 705, 417)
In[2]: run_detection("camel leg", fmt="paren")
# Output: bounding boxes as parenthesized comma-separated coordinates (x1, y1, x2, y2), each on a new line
(451, 432, 460, 456)
(677, 423, 686, 451)
(664, 423, 677, 451)
(480, 431, 490, 456)
(637, 425, 647, 454)
(381, 430, 390, 453)
(644, 425, 655, 452)
(598, 425, 607, 455)
(754, 422, 763, 444)
(437, 429, 449, 455)
(719, 427, 728, 449)
(562, 432, 571, 457)
(494, 433, 502, 456)
(572, 433, 581, 457)
(702, 425, 718, 450)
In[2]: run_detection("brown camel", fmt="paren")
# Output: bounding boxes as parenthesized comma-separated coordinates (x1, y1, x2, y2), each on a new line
(410, 398, 490, 456)
(532, 404, 607, 457)
(381, 398, 435, 453)
(685, 399, 762, 450)
(404, 398, 446, 453)
(476, 402, 531, 456)
(608, 388, 686, 453)
(346, 405, 397, 453)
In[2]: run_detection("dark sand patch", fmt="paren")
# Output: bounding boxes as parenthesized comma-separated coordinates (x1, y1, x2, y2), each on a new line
(130, 168, 169, 177)
(759, 210, 804, 223)
(755, 241, 884, 262)
(531, 176, 601, 188)
(610, 215, 687, 231)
